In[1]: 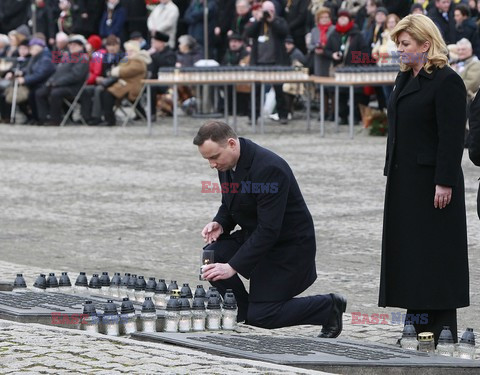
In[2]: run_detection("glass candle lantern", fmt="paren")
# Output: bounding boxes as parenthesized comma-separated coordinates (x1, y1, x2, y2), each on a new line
(178, 297, 192, 332)
(82, 301, 99, 333)
(154, 279, 168, 309)
(120, 297, 137, 335)
(58, 272, 72, 293)
(206, 295, 222, 331)
(88, 274, 102, 295)
(164, 296, 180, 332)
(127, 274, 137, 300)
(119, 273, 130, 299)
(144, 277, 157, 300)
(46, 273, 59, 292)
(437, 326, 455, 357)
(100, 272, 111, 296)
(400, 322, 418, 351)
(13, 274, 27, 291)
(140, 297, 157, 333)
(32, 274, 46, 293)
(192, 298, 206, 331)
(222, 290, 238, 330)
(457, 328, 476, 360)
(102, 300, 120, 336)
(109, 272, 121, 298)
(418, 332, 435, 353)
(134, 275, 146, 303)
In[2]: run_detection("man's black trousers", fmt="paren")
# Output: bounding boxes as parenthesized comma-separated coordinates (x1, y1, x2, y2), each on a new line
(204, 232, 333, 329)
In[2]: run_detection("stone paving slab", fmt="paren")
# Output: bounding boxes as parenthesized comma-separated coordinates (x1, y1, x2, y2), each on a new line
(0, 318, 329, 375)
(1, 117, 480, 371)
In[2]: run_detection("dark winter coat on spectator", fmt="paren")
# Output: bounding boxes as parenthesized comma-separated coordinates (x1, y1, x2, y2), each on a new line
(384, 0, 412, 19)
(22, 48, 56, 89)
(288, 47, 306, 66)
(172, 0, 191, 41)
(121, 0, 148, 39)
(176, 46, 203, 67)
(245, 17, 290, 66)
(428, 5, 456, 45)
(324, 24, 369, 67)
(149, 46, 177, 79)
(284, 0, 310, 53)
(456, 18, 480, 58)
(309, 23, 335, 76)
(35, 0, 56, 42)
(99, 3, 127, 41)
(229, 12, 252, 38)
(0, 0, 30, 34)
(73, 0, 104, 37)
(222, 45, 249, 66)
(183, 0, 217, 47)
(47, 52, 89, 90)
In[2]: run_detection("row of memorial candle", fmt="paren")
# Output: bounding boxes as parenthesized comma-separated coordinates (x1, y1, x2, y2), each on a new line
(400, 322, 476, 360)
(156, 66, 310, 83)
(334, 66, 399, 83)
(13, 274, 237, 334)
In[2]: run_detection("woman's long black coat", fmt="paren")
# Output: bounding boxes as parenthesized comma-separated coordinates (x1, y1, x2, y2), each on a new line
(379, 66, 470, 310)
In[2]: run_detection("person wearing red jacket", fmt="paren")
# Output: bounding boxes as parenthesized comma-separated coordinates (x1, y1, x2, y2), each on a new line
(80, 34, 108, 124)
(86, 35, 106, 85)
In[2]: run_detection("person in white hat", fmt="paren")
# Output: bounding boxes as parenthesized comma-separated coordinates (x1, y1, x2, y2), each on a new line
(35, 34, 89, 125)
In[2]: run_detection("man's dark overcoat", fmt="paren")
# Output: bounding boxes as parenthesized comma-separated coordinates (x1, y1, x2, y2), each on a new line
(379, 66, 470, 310)
(214, 138, 317, 302)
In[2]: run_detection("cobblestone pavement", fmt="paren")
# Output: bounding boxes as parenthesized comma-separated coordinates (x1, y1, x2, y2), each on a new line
(1, 116, 480, 371)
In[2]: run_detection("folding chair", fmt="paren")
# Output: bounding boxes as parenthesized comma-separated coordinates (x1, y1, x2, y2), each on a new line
(117, 71, 151, 127)
(60, 80, 88, 126)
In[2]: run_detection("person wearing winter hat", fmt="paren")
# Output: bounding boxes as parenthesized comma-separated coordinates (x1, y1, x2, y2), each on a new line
(35, 33, 89, 125)
(11, 37, 55, 124)
(101, 39, 152, 125)
(148, 31, 176, 120)
(86, 35, 106, 86)
(324, 9, 370, 124)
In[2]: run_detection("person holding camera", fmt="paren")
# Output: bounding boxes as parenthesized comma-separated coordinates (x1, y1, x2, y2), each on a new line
(245, 0, 289, 124)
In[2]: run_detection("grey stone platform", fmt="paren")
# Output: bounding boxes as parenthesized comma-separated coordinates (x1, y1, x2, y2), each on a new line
(132, 332, 480, 375)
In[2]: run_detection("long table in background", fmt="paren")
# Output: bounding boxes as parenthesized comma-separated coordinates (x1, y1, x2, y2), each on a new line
(142, 74, 396, 137)
(311, 76, 396, 139)
(142, 75, 313, 136)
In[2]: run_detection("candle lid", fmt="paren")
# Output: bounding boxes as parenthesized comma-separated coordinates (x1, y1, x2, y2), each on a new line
(100, 272, 110, 287)
(141, 297, 156, 313)
(13, 274, 27, 288)
(75, 272, 88, 287)
(418, 332, 434, 341)
(59, 272, 72, 287)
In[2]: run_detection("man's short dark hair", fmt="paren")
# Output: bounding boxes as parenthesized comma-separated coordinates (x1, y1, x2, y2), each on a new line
(455, 4, 470, 17)
(193, 121, 238, 146)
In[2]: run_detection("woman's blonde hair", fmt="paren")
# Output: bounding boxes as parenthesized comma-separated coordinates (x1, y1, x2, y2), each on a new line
(315, 7, 331, 24)
(390, 14, 448, 73)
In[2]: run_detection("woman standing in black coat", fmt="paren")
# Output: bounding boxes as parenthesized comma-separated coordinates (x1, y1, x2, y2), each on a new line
(380, 14, 469, 344)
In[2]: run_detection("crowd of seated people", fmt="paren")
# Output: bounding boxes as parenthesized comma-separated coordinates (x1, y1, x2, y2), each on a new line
(0, 0, 478, 126)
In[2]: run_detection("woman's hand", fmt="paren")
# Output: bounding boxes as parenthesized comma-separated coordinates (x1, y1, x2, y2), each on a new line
(434, 184, 452, 209)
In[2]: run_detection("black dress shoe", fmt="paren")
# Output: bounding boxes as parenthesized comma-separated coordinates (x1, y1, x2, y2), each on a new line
(318, 293, 347, 338)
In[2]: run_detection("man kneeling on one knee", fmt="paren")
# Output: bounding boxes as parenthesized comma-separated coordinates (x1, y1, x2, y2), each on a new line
(194, 121, 347, 337)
